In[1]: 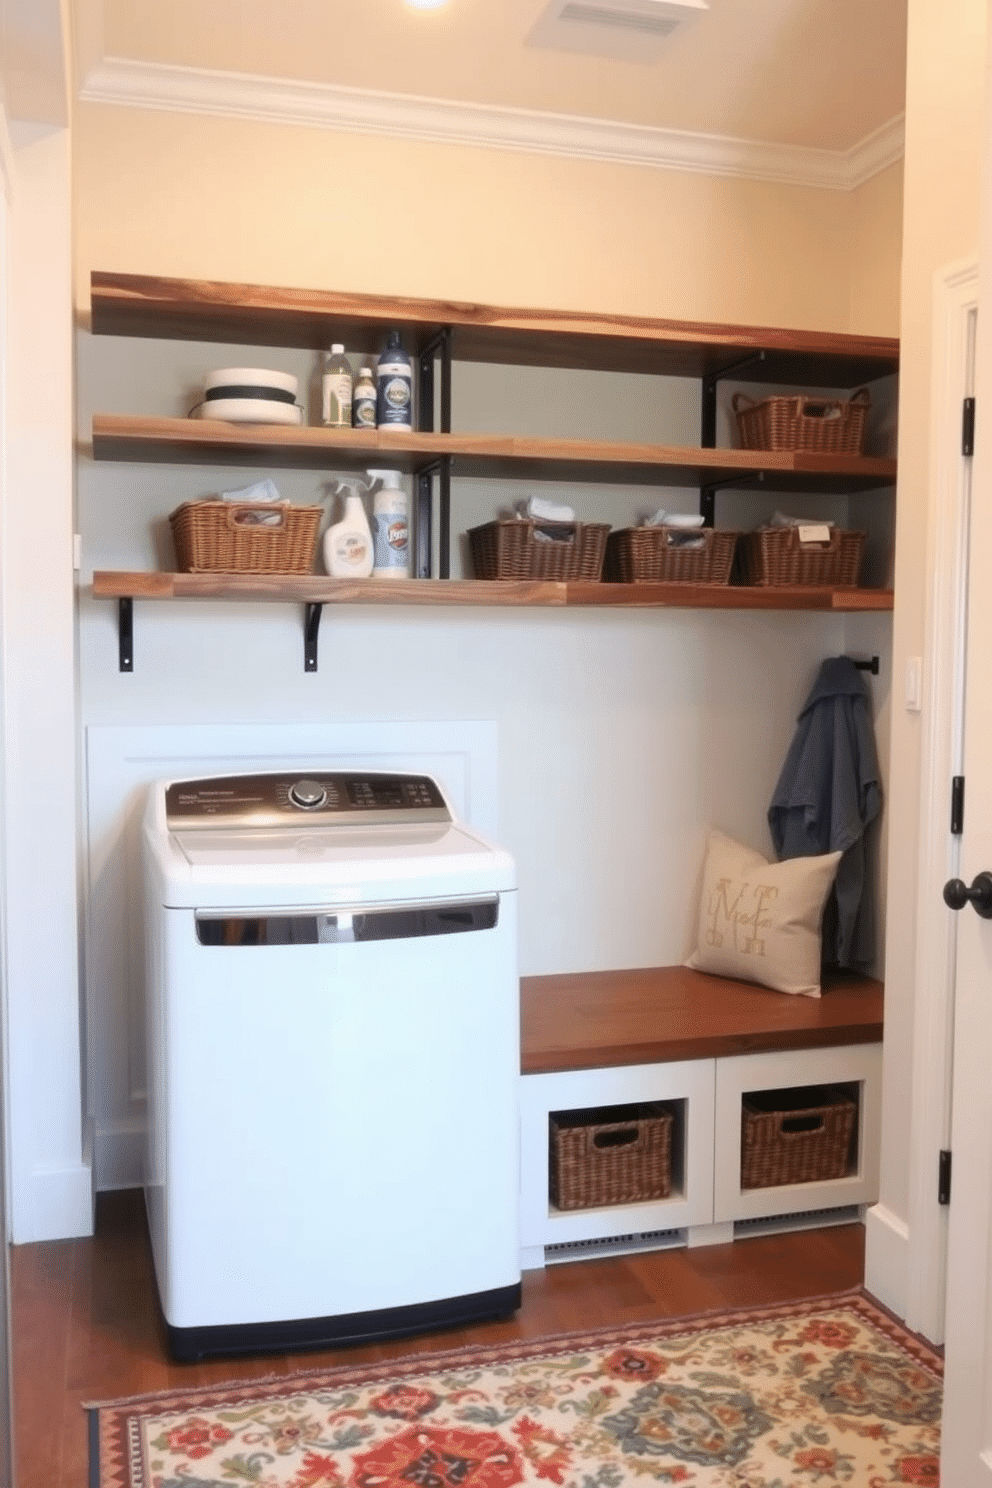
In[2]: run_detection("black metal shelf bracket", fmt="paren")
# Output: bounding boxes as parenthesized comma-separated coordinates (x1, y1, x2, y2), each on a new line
(418, 328, 452, 435)
(700, 470, 766, 528)
(413, 456, 453, 579)
(699, 350, 768, 528)
(701, 349, 767, 448)
(304, 602, 323, 673)
(416, 329, 454, 579)
(118, 597, 134, 672)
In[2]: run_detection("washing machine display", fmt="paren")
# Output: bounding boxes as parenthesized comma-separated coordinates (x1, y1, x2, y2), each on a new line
(143, 771, 520, 1361)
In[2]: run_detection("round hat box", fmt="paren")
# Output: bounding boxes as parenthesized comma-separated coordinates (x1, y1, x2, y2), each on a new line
(198, 367, 302, 425)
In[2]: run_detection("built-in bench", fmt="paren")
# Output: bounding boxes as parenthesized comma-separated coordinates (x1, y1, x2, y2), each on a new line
(518, 966, 883, 1269)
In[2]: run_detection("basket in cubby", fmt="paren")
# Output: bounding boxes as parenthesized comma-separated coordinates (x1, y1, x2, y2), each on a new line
(467, 517, 610, 581)
(732, 388, 871, 454)
(605, 526, 738, 585)
(740, 1085, 858, 1190)
(169, 499, 322, 574)
(549, 1103, 675, 1210)
(738, 526, 866, 588)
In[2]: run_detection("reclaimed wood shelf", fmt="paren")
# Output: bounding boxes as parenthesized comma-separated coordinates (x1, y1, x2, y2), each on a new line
(89, 272, 900, 387)
(90, 414, 898, 493)
(520, 965, 884, 1075)
(91, 571, 894, 612)
(87, 271, 898, 666)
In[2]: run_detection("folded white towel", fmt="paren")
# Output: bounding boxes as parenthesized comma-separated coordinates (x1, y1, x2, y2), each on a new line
(522, 495, 575, 523)
(219, 477, 286, 524)
(643, 508, 705, 529)
(769, 510, 834, 528)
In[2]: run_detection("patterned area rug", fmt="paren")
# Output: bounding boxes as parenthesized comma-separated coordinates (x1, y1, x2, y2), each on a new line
(88, 1290, 943, 1488)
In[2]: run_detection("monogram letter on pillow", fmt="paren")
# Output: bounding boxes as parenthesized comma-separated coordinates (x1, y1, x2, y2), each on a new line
(686, 828, 842, 997)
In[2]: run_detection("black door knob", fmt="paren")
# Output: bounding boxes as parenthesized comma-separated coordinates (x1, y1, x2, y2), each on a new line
(943, 872, 992, 918)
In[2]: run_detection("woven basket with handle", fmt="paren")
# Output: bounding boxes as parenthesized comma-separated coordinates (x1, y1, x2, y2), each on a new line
(549, 1103, 675, 1210)
(740, 1085, 857, 1190)
(468, 518, 610, 581)
(733, 388, 870, 454)
(170, 500, 322, 574)
(605, 526, 738, 584)
(738, 526, 866, 587)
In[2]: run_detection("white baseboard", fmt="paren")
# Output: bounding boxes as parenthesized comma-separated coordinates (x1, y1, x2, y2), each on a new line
(10, 1160, 94, 1243)
(863, 1202, 909, 1319)
(94, 1117, 146, 1193)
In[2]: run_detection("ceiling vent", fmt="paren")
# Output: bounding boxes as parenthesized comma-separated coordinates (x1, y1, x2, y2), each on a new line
(526, 0, 708, 63)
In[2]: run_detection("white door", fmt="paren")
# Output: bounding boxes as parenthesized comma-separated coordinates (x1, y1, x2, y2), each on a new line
(938, 32, 992, 1477)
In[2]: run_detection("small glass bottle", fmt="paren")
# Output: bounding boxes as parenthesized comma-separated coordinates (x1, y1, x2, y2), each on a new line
(321, 344, 352, 428)
(352, 364, 378, 429)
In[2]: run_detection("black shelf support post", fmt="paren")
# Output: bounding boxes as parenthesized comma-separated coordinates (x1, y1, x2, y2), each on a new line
(439, 456, 452, 579)
(118, 597, 134, 672)
(414, 460, 439, 579)
(413, 455, 453, 579)
(419, 328, 452, 434)
(700, 349, 767, 522)
(416, 330, 452, 579)
(304, 602, 323, 673)
(700, 471, 767, 529)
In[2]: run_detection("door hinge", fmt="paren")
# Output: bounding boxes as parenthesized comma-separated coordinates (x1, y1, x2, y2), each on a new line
(951, 775, 965, 836)
(938, 1149, 952, 1206)
(963, 397, 976, 456)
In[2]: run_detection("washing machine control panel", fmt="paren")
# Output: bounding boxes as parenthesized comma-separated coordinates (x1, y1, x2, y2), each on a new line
(165, 771, 452, 829)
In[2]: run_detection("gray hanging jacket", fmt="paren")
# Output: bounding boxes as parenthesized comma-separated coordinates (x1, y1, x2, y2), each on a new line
(768, 656, 882, 968)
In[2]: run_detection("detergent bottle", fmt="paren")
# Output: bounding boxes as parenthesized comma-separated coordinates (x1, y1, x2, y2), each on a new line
(367, 468, 410, 578)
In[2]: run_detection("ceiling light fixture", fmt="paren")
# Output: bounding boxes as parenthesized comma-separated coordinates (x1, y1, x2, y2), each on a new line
(404, 0, 450, 9)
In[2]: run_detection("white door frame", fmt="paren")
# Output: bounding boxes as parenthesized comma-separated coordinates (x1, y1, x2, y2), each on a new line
(903, 259, 978, 1345)
(0, 107, 16, 1488)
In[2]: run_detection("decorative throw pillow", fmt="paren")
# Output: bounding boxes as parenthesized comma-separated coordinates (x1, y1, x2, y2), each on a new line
(686, 828, 842, 997)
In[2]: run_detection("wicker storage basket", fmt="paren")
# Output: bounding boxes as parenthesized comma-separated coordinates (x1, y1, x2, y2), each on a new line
(549, 1103, 675, 1210)
(170, 500, 322, 574)
(738, 526, 866, 587)
(732, 388, 870, 454)
(468, 518, 610, 582)
(605, 526, 738, 585)
(740, 1085, 857, 1190)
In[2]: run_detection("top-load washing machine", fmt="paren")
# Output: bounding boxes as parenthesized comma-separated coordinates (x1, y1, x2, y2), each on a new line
(142, 769, 520, 1361)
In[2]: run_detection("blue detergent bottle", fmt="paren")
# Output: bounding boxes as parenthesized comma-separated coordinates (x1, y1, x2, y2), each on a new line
(376, 331, 413, 431)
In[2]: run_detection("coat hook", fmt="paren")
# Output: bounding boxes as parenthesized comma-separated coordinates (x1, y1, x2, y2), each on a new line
(852, 656, 879, 675)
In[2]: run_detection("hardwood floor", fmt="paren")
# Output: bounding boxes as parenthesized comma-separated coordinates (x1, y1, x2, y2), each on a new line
(10, 1190, 865, 1488)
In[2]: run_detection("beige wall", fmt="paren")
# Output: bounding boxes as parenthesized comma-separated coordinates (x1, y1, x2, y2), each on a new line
(849, 162, 904, 335)
(73, 102, 896, 335)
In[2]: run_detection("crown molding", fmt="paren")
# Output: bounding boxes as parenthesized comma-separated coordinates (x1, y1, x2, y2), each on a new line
(79, 55, 904, 192)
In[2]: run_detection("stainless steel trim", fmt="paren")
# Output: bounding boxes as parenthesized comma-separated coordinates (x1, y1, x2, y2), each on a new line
(195, 897, 500, 946)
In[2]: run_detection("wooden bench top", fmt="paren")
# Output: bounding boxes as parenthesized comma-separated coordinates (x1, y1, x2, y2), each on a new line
(520, 965, 884, 1075)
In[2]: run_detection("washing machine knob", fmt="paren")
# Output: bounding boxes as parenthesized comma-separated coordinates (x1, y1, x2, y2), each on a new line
(288, 778, 327, 810)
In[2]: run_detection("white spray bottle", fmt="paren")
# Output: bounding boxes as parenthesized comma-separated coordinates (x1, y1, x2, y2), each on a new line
(323, 479, 373, 578)
(367, 469, 410, 579)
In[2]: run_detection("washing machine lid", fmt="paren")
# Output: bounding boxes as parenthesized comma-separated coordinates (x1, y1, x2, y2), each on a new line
(172, 821, 488, 869)
(145, 771, 515, 907)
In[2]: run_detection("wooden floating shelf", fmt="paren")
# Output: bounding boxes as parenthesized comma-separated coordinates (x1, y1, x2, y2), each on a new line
(90, 415, 897, 493)
(90, 271, 900, 387)
(91, 571, 893, 612)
